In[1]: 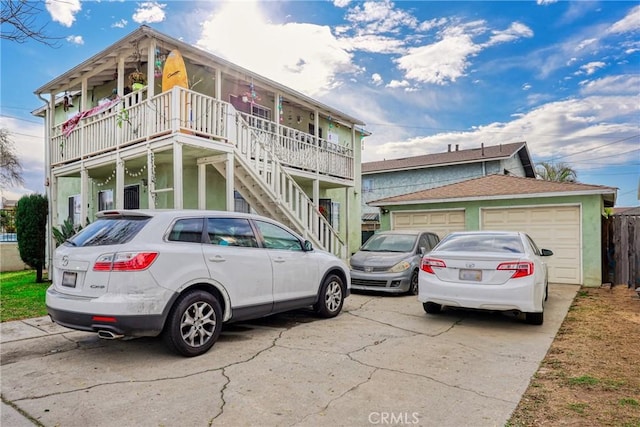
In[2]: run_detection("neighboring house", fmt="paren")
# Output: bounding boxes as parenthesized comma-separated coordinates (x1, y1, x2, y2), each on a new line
(361, 142, 535, 238)
(369, 174, 617, 287)
(33, 26, 367, 265)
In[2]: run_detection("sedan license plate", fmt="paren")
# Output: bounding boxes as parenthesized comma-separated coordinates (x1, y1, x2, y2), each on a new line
(62, 271, 77, 288)
(459, 269, 482, 281)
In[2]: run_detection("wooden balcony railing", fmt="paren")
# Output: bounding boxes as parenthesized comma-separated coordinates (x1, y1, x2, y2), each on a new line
(50, 87, 354, 181)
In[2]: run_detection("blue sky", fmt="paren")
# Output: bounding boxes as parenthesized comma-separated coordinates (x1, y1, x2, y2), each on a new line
(1, 0, 638, 207)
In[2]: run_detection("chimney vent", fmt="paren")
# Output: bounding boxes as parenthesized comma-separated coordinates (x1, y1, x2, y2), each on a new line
(455, 144, 459, 151)
(481, 143, 485, 156)
(448, 144, 451, 152)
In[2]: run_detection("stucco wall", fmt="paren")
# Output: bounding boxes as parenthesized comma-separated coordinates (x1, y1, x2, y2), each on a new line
(379, 194, 605, 287)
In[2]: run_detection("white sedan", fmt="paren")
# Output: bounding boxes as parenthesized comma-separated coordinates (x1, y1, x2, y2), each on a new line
(418, 231, 553, 324)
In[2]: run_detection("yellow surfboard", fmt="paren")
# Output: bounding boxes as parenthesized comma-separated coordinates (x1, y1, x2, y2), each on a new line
(162, 50, 189, 92)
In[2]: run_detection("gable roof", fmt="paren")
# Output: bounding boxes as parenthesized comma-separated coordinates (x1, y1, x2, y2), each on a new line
(362, 141, 535, 177)
(368, 174, 617, 207)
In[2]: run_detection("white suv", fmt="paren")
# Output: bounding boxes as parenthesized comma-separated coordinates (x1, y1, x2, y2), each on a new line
(46, 210, 350, 357)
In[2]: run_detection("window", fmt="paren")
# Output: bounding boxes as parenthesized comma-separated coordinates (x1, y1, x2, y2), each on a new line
(234, 191, 250, 214)
(206, 218, 258, 248)
(255, 221, 302, 251)
(168, 218, 204, 243)
(98, 190, 114, 211)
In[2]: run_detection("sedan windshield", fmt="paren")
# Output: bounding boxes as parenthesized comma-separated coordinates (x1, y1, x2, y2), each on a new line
(361, 234, 417, 252)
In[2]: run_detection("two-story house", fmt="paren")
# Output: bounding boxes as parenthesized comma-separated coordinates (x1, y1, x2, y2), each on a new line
(34, 26, 367, 264)
(360, 142, 535, 239)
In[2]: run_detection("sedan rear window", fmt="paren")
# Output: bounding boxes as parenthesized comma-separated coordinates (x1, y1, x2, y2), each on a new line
(436, 234, 524, 253)
(66, 217, 150, 247)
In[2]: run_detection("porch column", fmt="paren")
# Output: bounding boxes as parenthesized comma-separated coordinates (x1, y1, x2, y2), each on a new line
(45, 93, 54, 271)
(81, 78, 88, 112)
(147, 148, 155, 209)
(147, 39, 156, 98)
(80, 167, 89, 226)
(344, 187, 350, 259)
(173, 142, 183, 209)
(225, 153, 234, 211)
(215, 69, 222, 99)
(198, 163, 206, 209)
(117, 56, 125, 97)
(115, 155, 125, 209)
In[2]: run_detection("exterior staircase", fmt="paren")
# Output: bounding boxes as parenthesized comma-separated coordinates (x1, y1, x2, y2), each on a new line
(211, 113, 346, 258)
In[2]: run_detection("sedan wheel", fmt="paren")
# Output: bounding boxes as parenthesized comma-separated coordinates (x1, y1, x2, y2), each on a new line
(163, 290, 222, 357)
(408, 270, 419, 295)
(314, 274, 344, 318)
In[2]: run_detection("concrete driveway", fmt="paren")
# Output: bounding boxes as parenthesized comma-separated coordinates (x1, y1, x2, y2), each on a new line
(1, 283, 578, 427)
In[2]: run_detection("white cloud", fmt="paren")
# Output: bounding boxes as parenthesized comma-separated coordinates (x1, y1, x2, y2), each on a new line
(371, 73, 383, 86)
(579, 74, 640, 96)
(196, 2, 358, 96)
(344, 0, 418, 35)
(45, 0, 81, 27)
(339, 34, 406, 54)
(386, 79, 410, 89)
(112, 19, 128, 29)
(522, 83, 532, 91)
(132, 2, 166, 24)
(66, 35, 84, 45)
(485, 22, 533, 46)
(395, 35, 481, 85)
(365, 91, 639, 170)
(607, 5, 640, 34)
(333, 0, 351, 8)
(578, 61, 606, 76)
(536, 0, 558, 4)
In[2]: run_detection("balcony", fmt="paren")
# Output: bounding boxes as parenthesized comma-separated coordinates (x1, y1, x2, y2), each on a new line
(51, 87, 355, 182)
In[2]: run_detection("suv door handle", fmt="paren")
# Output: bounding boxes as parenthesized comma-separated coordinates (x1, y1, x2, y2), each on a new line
(208, 256, 225, 262)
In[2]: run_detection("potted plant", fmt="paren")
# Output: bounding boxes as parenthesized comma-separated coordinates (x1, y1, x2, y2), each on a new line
(128, 70, 146, 91)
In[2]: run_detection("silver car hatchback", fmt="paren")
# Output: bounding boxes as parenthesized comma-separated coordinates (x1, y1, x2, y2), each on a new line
(349, 230, 440, 294)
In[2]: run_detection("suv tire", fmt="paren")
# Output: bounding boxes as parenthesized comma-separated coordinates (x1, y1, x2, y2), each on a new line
(314, 274, 344, 318)
(163, 290, 223, 357)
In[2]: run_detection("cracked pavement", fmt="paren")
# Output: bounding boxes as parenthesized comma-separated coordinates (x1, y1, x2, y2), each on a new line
(1, 283, 578, 427)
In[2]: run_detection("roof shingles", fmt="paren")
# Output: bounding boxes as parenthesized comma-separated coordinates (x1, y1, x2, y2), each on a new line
(362, 142, 526, 173)
(369, 174, 617, 205)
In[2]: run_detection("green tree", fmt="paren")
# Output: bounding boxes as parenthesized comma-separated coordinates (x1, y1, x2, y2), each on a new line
(536, 162, 577, 182)
(15, 194, 48, 282)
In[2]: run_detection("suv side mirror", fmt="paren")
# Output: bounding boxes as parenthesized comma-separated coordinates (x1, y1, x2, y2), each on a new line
(303, 240, 314, 251)
(541, 248, 553, 257)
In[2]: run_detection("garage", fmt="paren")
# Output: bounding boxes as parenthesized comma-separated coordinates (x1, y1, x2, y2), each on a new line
(481, 205, 581, 284)
(392, 209, 465, 239)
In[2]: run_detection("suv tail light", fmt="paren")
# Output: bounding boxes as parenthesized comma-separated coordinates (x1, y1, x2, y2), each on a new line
(421, 258, 446, 274)
(497, 261, 534, 278)
(93, 252, 158, 271)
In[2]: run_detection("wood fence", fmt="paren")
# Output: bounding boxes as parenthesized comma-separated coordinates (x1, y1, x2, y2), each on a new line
(602, 213, 639, 288)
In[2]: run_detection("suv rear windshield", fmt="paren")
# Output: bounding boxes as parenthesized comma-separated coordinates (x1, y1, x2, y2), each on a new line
(66, 217, 150, 247)
(436, 234, 524, 254)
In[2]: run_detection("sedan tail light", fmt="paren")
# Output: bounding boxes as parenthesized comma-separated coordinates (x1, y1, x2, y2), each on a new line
(421, 258, 446, 274)
(93, 252, 158, 271)
(497, 261, 534, 278)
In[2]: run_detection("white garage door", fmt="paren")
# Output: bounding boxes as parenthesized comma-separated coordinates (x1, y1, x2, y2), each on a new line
(392, 210, 465, 239)
(481, 206, 581, 285)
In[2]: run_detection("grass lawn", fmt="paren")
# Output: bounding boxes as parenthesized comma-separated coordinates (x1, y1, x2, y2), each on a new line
(0, 270, 49, 322)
